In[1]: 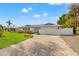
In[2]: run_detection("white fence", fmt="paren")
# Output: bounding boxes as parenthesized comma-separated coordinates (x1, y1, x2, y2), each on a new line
(57, 28, 73, 35)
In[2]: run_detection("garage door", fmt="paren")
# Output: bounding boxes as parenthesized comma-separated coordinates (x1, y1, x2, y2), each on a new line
(39, 27, 58, 35)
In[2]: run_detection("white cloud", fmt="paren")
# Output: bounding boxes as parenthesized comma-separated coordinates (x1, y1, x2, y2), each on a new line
(33, 14, 40, 18)
(28, 7, 32, 10)
(21, 7, 32, 13)
(48, 3, 63, 5)
(42, 11, 48, 17)
(33, 11, 48, 18)
(22, 8, 28, 13)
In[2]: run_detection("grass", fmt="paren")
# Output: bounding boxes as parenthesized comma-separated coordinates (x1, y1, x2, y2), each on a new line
(0, 32, 32, 49)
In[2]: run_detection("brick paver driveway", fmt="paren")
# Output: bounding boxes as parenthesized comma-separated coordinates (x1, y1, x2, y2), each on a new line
(0, 35, 77, 56)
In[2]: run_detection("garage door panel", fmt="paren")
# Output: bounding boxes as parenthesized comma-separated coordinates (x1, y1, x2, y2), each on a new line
(39, 28, 58, 35)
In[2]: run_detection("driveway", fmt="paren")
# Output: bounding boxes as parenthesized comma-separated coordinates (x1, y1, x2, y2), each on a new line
(0, 35, 77, 56)
(62, 36, 79, 55)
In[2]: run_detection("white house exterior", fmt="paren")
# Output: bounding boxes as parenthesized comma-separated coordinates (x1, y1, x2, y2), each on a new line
(38, 25, 62, 35)
(29, 25, 73, 35)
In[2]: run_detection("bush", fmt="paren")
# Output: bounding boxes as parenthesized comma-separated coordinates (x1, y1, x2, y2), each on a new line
(76, 27, 79, 35)
(17, 30, 24, 33)
(0, 28, 4, 37)
(24, 34, 33, 38)
(24, 30, 33, 34)
(17, 29, 33, 34)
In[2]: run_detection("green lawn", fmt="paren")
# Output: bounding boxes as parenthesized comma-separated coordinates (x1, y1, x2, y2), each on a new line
(0, 32, 32, 49)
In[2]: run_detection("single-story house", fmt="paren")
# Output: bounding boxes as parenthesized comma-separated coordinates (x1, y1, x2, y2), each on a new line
(16, 24, 73, 35)
(29, 24, 73, 35)
(29, 25, 62, 35)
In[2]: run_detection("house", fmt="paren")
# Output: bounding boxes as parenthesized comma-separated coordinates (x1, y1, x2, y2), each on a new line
(29, 24, 63, 35)
(16, 24, 73, 35)
(29, 24, 73, 35)
(16, 25, 31, 31)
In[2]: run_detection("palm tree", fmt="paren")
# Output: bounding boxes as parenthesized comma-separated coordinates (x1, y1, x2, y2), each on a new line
(6, 20, 12, 27)
(6, 18, 13, 31)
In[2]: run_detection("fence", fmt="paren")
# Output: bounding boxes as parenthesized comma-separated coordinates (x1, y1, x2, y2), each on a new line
(57, 28, 73, 35)
(39, 28, 73, 35)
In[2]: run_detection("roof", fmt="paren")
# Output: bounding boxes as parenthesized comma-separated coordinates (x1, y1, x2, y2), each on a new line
(44, 23, 54, 25)
(16, 24, 63, 29)
(29, 24, 63, 28)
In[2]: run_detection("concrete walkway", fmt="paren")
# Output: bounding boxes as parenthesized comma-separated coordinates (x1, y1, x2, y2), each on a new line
(0, 35, 77, 56)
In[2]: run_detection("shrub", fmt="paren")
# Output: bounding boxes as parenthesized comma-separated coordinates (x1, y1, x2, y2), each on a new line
(17, 29, 33, 34)
(76, 27, 79, 35)
(10, 28, 16, 32)
(24, 30, 33, 34)
(0, 28, 4, 37)
(17, 30, 24, 33)
(24, 34, 33, 38)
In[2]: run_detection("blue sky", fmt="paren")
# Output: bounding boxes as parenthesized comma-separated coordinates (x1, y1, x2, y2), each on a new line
(0, 3, 70, 27)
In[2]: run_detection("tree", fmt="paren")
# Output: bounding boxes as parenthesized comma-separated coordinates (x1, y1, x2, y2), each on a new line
(6, 19, 13, 31)
(6, 20, 12, 28)
(0, 24, 3, 29)
(69, 4, 79, 16)
(64, 18, 76, 28)
(69, 3, 79, 27)
(57, 3, 79, 27)
(0, 24, 4, 37)
(57, 14, 70, 25)
(57, 3, 79, 34)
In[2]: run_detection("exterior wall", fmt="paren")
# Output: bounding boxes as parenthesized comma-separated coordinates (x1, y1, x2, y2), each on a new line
(30, 27, 39, 33)
(30, 28, 35, 32)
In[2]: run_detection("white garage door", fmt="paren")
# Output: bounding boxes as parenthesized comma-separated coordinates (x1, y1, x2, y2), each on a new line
(39, 27, 58, 35)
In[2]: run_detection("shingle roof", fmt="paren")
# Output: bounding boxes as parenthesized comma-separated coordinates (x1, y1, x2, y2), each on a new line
(29, 24, 63, 28)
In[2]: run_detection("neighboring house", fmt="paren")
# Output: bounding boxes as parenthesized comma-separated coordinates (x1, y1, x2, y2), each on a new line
(16, 27, 23, 31)
(16, 25, 31, 31)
